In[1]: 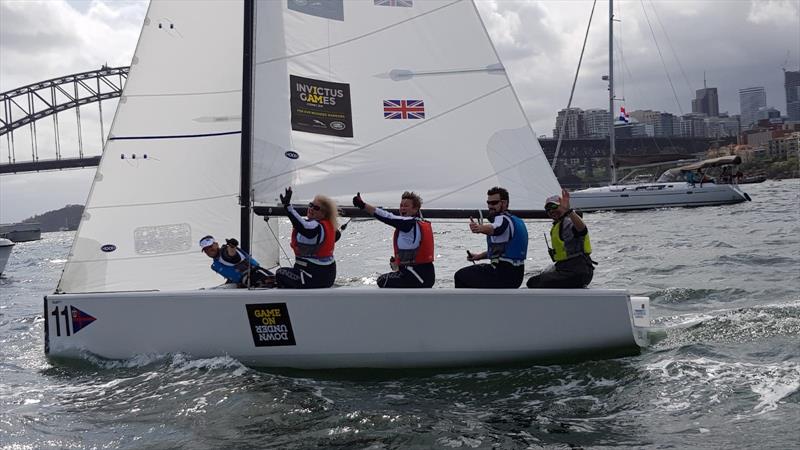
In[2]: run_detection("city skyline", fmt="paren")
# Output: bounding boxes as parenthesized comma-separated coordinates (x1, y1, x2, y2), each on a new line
(1, 0, 799, 222)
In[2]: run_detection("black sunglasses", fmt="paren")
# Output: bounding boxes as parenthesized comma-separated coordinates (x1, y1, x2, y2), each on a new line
(307, 202, 321, 211)
(486, 200, 501, 206)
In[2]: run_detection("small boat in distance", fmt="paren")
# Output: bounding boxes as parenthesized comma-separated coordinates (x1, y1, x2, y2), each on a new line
(571, 155, 750, 212)
(0, 222, 41, 242)
(0, 238, 14, 276)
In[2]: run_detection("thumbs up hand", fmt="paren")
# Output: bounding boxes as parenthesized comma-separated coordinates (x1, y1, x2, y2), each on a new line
(469, 217, 481, 233)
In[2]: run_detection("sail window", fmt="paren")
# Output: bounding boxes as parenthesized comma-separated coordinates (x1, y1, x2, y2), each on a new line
(134, 223, 192, 255)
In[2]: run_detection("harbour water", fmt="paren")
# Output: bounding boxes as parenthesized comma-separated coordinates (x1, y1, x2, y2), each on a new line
(1, 180, 798, 448)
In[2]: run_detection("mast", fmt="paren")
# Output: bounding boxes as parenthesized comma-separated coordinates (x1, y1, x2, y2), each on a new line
(608, 0, 617, 185)
(240, 0, 255, 252)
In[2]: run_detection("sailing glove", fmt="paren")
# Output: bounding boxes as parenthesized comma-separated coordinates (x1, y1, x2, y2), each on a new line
(280, 187, 293, 206)
(225, 238, 239, 247)
(352, 192, 366, 209)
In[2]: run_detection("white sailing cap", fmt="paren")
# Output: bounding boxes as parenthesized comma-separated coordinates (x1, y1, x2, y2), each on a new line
(545, 195, 561, 206)
(199, 235, 216, 250)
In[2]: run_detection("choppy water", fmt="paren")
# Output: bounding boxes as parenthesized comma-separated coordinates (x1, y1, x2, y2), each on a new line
(1, 180, 799, 449)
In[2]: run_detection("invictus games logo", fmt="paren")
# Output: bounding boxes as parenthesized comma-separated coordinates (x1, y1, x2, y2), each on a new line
(290, 75, 353, 138)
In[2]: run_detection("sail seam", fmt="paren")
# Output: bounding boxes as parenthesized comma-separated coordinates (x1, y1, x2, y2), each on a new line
(109, 130, 241, 141)
(255, 0, 462, 65)
(86, 193, 238, 210)
(124, 89, 241, 98)
(66, 250, 205, 264)
(252, 83, 511, 188)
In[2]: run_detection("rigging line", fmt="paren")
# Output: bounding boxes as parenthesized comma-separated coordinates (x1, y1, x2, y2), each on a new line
(251, 83, 512, 188)
(614, 34, 670, 154)
(86, 193, 238, 210)
(124, 89, 241, 98)
(639, 0, 683, 115)
(263, 216, 294, 265)
(551, 0, 597, 171)
(255, 0, 462, 66)
(648, 0, 694, 97)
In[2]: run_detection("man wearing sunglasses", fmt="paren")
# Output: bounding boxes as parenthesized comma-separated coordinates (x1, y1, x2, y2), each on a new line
(454, 186, 528, 288)
(353, 191, 435, 288)
(527, 188, 595, 289)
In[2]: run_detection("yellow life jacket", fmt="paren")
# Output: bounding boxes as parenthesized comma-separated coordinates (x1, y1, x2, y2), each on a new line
(549, 219, 592, 262)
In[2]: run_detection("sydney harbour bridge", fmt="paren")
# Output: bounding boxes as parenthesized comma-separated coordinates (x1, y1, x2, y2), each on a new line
(0, 66, 733, 178)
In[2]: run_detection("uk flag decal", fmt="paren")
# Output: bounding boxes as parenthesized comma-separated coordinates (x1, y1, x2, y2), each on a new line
(70, 306, 97, 333)
(383, 100, 425, 119)
(374, 0, 413, 7)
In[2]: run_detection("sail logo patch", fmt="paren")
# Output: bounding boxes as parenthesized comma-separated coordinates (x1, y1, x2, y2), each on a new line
(285, 151, 300, 160)
(375, 0, 413, 7)
(383, 100, 425, 119)
(71, 306, 97, 333)
(101, 244, 117, 252)
(288, 0, 344, 21)
(290, 75, 353, 138)
(245, 303, 297, 347)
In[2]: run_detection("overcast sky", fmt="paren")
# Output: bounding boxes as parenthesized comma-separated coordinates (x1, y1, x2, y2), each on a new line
(1, 0, 798, 222)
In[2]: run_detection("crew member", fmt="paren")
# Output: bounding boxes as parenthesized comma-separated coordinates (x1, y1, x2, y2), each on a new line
(275, 187, 339, 289)
(454, 186, 528, 288)
(200, 235, 274, 288)
(353, 191, 435, 288)
(527, 188, 595, 289)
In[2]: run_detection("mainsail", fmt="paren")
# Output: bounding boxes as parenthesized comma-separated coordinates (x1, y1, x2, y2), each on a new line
(249, 0, 559, 210)
(59, 1, 277, 293)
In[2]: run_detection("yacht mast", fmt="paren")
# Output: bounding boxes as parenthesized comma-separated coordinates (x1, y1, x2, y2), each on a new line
(240, 0, 255, 252)
(608, 0, 617, 185)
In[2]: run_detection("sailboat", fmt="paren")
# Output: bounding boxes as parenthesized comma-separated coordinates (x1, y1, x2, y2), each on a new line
(45, 0, 650, 369)
(568, 0, 750, 212)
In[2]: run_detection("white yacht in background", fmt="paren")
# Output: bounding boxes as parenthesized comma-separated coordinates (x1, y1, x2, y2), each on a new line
(0, 238, 14, 276)
(571, 156, 751, 212)
(566, 0, 750, 212)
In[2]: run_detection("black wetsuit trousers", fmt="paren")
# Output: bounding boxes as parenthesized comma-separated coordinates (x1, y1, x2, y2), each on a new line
(526, 258, 593, 289)
(454, 261, 524, 289)
(276, 259, 336, 289)
(377, 263, 435, 288)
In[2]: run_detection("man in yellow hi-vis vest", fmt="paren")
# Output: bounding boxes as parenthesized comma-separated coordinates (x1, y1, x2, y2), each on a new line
(527, 189, 596, 289)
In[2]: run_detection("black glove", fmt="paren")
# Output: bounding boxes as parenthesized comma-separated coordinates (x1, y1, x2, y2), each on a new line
(279, 187, 293, 206)
(352, 192, 366, 209)
(225, 238, 238, 247)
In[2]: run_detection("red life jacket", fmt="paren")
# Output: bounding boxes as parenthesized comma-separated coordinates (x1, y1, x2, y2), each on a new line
(393, 219, 434, 265)
(291, 219, 335, 259)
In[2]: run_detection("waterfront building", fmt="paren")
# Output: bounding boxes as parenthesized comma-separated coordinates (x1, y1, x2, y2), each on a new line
(739, 87, 767, 129)
(552, 107, 584, 139)
(582, 108, 610, 137)
(785, 70, 800, 121)
(692, 86, 719, 117)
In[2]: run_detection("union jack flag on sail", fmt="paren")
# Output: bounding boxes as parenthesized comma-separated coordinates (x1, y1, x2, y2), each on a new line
(383, 100, 425, 119)
(374, 0, 413, 7)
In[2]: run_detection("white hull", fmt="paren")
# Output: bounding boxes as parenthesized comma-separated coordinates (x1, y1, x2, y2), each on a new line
(0, 239, 13, 275)
(45, 288, 650, 369)
(570, 182, 750, 212)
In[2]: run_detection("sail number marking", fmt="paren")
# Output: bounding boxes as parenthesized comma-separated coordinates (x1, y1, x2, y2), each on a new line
(51, 306, 71, 337)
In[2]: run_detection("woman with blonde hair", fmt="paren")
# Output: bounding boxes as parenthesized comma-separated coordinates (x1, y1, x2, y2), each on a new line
(276, 187, 339, 289)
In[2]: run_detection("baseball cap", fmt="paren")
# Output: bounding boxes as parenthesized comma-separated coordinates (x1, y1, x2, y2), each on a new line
(199, 235, 216, 250)
(544, 195, 561, 209)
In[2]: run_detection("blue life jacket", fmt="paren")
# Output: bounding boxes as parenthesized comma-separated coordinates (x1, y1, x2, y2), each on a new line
(485, 213, 528, 264)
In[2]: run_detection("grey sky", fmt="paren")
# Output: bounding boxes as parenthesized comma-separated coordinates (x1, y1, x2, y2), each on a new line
(1, 0, 798, 222)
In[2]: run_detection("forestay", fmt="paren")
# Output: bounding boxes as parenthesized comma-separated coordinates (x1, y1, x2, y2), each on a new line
(250, 0, 560, 210)
(58, 1, 277, 294)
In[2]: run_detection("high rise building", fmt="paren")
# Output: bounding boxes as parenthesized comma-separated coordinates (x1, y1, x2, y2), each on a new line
(629, 110, 675, 137)
(552, 108, 583, 139)
(785, 70, 800, 121)
(692, 87, 719, 117)
(739, 87, 767, 129)
(582, 108, 610, 137)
